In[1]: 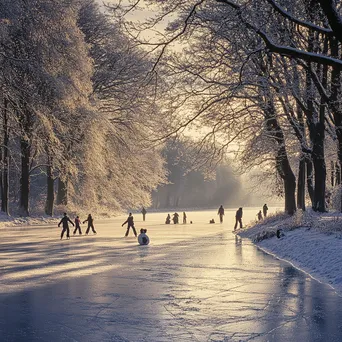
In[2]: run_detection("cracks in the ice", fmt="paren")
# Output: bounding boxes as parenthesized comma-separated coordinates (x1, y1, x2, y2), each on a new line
(163, 304, 201, 342)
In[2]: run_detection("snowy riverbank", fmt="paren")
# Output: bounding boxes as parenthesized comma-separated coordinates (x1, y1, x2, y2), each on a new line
(238, 210, 342, 295)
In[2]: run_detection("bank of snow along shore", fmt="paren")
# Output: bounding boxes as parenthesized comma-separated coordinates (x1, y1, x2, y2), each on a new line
(237, 210, 342, 296)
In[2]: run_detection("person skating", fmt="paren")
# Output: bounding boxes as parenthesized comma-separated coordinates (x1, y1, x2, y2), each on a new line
(263, 204, 268, 218)
(218, 205, 225, 223)
(165, 214, 171, 224)
(58, 212, 74, 240)
(183, 212, 187, 224)
(172, 212, 179, 224)
(73, 216, 82, 235)
(122, 213, 137, 237)
(141, 207, 147, 221)
(138, 228, 150, 245)
(234, 207, 243, 231)
(83, 214, 97, 235)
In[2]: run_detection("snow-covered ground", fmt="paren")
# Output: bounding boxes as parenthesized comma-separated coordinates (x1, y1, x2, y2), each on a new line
(238, 209, 342, 296)
(1, 209, 342, 341)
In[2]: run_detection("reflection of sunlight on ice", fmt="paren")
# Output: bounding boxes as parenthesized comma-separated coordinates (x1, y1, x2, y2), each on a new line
(1, 259, 121, 294)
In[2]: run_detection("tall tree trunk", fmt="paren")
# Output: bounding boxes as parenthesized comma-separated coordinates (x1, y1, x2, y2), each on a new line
(45, 156, 54, 216)
(284, 173, 297, 215)
(336, 162, 341, 185)
(258, 53, 296, 215)
(295, 99, 306, 211)
(264, 98, 296, 215)
(297, 156, 306, 210)
(264, 122, 296, 215)
(0, 100, 3, 213)
(56, 177, 68, 206)
(2, 98, 9, 215)
(304, 31, 327, 212)
(275, 145, 296, 215)
(312, 48, 327, 212)
(330, 37, 342, 211)
(306, 158, 314, 205)
(20, 138, 30, 216)
(18, 106, 32, 217)
(312, 121, 326, 212)
(331, 161, 335, 187)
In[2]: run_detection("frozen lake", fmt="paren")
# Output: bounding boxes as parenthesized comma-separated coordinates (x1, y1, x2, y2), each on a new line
(1, 208, 342, 341)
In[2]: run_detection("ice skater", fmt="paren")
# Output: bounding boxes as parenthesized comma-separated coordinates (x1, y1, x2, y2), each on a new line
(83, 214, 97, 235)
(218, 205, 224, 223)
(165, 214, 171, 224)
(183, 212, 187, 224)
(122, 213, 137, 237)
(263, 203, 268, 218)
(234, 207, 243, 231)
(172, 212, 179, 224)
(73, 215, 82, 235)
(58, 212, 74, 240)
(138, 228, 150, 245)
(141, 207, 147, 221)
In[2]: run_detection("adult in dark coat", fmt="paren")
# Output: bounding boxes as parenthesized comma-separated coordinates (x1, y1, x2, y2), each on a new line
(141, 207, 147, 221)
(122, 213, 137, 237)
(83, 214, 97, 235)
(234, 207, 243, 231)
(263, 204, 268, 218)
(218, 205, 225, 223)
(172, 212, 179, 224)
(58, 213, 74, 240)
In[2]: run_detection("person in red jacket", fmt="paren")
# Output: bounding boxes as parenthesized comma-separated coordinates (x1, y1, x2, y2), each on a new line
(73, 216, 82, 235)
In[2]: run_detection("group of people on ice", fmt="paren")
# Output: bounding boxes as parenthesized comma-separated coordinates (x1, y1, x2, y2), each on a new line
(217, 204, 243, 230)
(165, 212, 187, 224)
(217, 204, 268, 231)
(217, 204, 242, 229)
(58, 213, 97, 240)
(59, 204, 270, 242)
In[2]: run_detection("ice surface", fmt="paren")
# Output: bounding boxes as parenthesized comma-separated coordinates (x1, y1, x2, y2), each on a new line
(1, 209, 342, 341)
